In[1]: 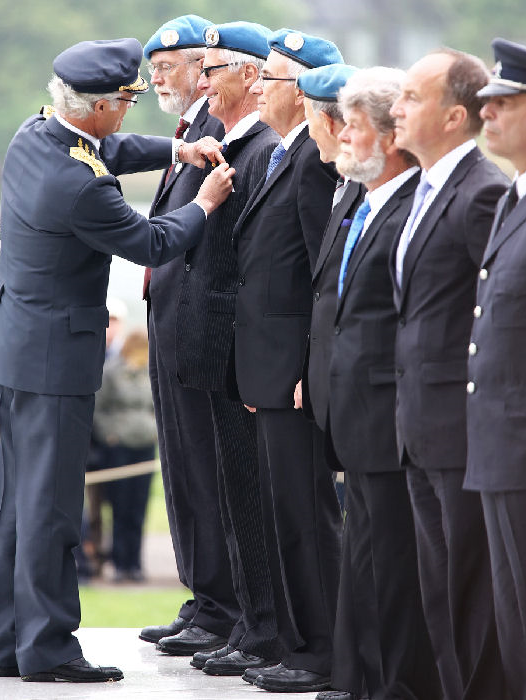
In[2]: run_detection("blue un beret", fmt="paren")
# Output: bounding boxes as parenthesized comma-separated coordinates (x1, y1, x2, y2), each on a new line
(268, 29, 343, 69)
(54, 38, 148, 94)
(143, 15, 212, 60)
(203, 21, 273, 60)
(298, 64, 360, 102)
(478, 37, 526, 97)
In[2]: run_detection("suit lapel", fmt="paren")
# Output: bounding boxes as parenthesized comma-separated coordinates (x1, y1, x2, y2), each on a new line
(482, 192, 526, 265)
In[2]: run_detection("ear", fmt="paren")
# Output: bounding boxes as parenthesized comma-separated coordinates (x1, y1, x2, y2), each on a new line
(320, 110, 335, 136)
(295, 86, 305, 107)
(93, 99, 107, 114)
(381, 128, 398, 156)
(244, 62, 259, 88)
(444, 104, 468, 133)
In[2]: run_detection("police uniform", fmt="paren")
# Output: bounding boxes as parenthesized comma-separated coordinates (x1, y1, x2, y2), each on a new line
(0, 38, 209, 681)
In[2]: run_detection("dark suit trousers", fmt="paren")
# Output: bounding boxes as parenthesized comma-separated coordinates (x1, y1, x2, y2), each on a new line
(149, 323, 239, 637)
(256, 408, 342, 675)
(406, 466, 505, 700)
(0, 387, 93, 674)
(481, 491, 525, 700)
(208, 392, 283, 661)
(336, 472, 440, 700)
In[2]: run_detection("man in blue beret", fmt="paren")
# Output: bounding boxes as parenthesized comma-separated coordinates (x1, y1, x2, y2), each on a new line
(150, 22, 284, 676)
(138, 14, 240, 656)
(231, 29, 343, 693)
(465, 37, 526, 699)
(0, 36, 234, 683)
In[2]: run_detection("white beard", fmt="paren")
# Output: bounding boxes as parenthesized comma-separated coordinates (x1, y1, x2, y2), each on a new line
(336, 138, 386, 183)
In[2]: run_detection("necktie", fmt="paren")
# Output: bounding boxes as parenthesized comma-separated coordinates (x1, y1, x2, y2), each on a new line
(266, 143, 287, 181)
(332, 177, 347, 209)
(498, 181, 519, 227)
(165, 118, 191, 185)
(338, 199, 372, 297)
(396, 176, 433, 286)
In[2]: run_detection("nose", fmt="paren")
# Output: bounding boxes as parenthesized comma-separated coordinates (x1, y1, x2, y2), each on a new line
(249, 77, 263, 95)
(197, 72, 209, 91)
(390, 96, 402, 118)
(151, 69, 163, 86)
(480, 101, 493, 120)
(338, 123, 351, 143)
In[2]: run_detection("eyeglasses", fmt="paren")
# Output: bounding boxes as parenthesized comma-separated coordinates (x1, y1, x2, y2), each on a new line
(260, 75, 297, 82)
(200, 63, 239, 78)
(146, 58, 201, 76)
(115, 96, 138, 108)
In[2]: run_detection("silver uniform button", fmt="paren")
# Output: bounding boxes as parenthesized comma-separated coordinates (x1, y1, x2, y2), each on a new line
(467, 381, 476, 394)
(468, 342, 478, 356)
(479, 268, 488, 280)
(473, 305, 482, 318)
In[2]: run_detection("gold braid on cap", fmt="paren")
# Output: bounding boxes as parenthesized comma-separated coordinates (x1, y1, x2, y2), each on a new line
(119, 72, 148, 92)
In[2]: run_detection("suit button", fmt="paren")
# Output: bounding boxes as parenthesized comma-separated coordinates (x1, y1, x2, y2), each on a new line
(467, 381, 476, 394)
(232, 321, 236, 329)
(473, 305, 482, 318)
(468, 342, 478, 356)
(479, 268, 488, 280)
(399, 317, 406, 327)
(239, 276, 245, 286)
(314, 291, 320, 301)
(396, 367, 404, 377)
(185, 263, 191, 272)
(334, 326, 341, 335)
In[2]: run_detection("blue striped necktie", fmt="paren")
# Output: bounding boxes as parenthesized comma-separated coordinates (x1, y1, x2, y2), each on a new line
(338, 200, 371, 297)
(266, 143, 286, 181)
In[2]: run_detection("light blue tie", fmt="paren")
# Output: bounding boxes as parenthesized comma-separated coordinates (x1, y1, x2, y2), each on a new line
(338, 199, 371, 297)
(266, 143, 286, 181)
(396, 176, 433, 286)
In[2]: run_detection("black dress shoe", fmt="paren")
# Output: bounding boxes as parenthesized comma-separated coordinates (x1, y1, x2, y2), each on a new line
(0, 665, 20, 677)
(139, 617, 188, 643)
(203, 649, 274, 676)
(255, 665, 331, 692)
(21, 656, 123, 683)
(156, 625, 227, 656)
(190, 644, 234, 669)
(242, 662, 282, 684)
(316, 691, 357, 700)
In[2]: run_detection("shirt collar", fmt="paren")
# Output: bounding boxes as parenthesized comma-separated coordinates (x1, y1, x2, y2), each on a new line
(54, 113, 101, 151)
(282, 120, 308, 150)
(223, 111, 260, 146)
(515, 171, 526, 200)
(182, 95, 207, 125)
(424, 139, 477, 192)
(366, 166, 420, 219)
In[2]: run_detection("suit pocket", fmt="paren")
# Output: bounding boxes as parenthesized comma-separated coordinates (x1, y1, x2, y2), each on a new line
(69, 305, 109, 334)
(421, 360, 467, 384)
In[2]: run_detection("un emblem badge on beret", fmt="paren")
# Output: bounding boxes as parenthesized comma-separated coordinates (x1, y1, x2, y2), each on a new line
(160, 30, 180, 47)
(284, 33, 305, 51)
(205, 27, 220, 47)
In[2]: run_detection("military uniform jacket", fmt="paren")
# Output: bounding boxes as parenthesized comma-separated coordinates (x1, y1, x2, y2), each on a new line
(0, 114, 206, 396)
(232, 126, 338, 408)
(390, 147, 508, 471)
(465, 191, 526, 491)
(302, 179, 365, 430)
(328, 171, 419, 473)
(175, 121, 279, 392)
(148, 102, 224, 375)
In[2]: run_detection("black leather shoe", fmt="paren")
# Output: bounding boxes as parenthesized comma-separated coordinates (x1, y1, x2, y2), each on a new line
(139, 617, 187, 643)
(21, 656, 123, 683)
(255, 666, 331, 692)
(242, 662, 282, 684)
(316, 691, 357, 700)
(190, 644, 234, 669)
(157, 625, 227, 656)
(203, 649, 274, 676)
(0, 665, 20, 677)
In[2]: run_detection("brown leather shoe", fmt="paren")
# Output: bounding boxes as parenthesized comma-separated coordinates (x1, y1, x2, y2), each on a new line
(21, 656, 123, 683)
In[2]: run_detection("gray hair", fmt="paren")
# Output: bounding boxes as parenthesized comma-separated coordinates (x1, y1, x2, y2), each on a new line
(47, 75, 121, 119)
(220, 49, 265, 74)
(339, 66, 406, 135)
(309, 98, 343, 122)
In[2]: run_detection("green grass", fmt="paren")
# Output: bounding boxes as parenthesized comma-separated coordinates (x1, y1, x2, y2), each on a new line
(144, 469, 170, 534)
(79, 587, 191, 627)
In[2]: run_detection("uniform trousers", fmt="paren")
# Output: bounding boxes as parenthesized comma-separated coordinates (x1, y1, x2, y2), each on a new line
(149, 324, 239, 637)
(481, 490, 526, 700)
(256, 408, 342, 675)
(406, 466, 505, 700)
(0, 387, 93, 674)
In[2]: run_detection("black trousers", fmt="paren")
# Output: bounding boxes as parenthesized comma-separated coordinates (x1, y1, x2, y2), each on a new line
(406, 466, 505, 700)
(149, 322, 239, 637)
(334, 471, 440, 700)
(256, 407, 342, 675)
(482, 490, 525, 700)
(0, 387, 93, 674)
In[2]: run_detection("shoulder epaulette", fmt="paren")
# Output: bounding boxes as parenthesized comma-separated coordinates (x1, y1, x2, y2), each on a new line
(69, 138, 108, 178)
(40, 105, 56, 119)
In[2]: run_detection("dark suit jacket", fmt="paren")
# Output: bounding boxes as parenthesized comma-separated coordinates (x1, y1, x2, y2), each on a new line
(465, 191, 526, 491)
(232, 126, 338, 408)
(302, 180, 365, 429)
(328, 171, 420, 472)
(175, 121, 279, 392)
(390, 146, 508, 471)
(0, 113, 206, 396)
(148, 101, 224, 375)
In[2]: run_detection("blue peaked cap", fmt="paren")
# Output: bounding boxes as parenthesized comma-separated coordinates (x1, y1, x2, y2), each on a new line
(268, 29, 343, 69)
(203, 21, 273, 60)
(298, 64, 360, 101)
(478, 37, 526, 97)
(143, 15, 212, 59)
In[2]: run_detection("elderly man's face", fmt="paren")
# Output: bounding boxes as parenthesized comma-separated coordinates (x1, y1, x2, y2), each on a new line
(480, 93, 526, 172)
(304, 99, 342, 163)
(150, 49, 202, 115)
(197, 48, 247, 126)
(254, 50, 300, 136)
(336, 106, 386, 183)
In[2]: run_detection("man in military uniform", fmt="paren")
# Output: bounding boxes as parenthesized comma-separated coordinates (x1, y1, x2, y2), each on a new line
(0, 37, 233, 683)
(466, 37, 526, 700)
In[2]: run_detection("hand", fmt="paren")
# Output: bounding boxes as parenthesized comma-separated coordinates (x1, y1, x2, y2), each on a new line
(179, 137, 226, 168)
(244, 404, 257, 413)
(294, 380, 303, 410)
(194, 163, 236, 215)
